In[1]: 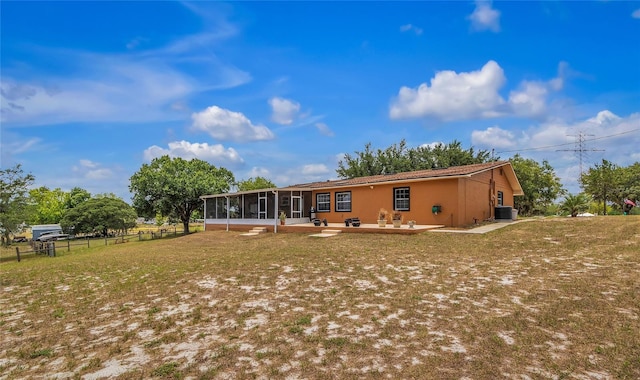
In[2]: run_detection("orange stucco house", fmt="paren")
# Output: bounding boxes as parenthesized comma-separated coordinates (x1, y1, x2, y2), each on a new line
(201, 161, 523, 231)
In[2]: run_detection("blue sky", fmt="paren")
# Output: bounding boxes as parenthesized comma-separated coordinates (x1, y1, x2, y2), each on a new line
(2, 1, 639, 200)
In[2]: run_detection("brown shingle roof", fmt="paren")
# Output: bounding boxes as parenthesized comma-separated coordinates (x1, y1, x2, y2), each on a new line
(282, 161, 513, 190)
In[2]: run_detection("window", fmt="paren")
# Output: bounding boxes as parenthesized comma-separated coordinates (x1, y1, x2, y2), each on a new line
(497, 191, 504, 206)
(394, 187, 410, 211)
(316, 193, 330, 212)
(335, 191, 352, 212)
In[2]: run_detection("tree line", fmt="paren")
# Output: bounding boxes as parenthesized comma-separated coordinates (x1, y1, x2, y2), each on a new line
(1, 140, 637, 245)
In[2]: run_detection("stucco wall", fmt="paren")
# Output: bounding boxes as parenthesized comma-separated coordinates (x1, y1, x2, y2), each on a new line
(310, 167, 517, 227)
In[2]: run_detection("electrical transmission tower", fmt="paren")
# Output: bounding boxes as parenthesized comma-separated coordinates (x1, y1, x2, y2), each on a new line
(557, 131, 604, 175)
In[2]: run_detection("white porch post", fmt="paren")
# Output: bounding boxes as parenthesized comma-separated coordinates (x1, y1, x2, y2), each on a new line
(273, 190, 279, 233)
(225, 196, 230, 232)
(203, 197, 207, 232)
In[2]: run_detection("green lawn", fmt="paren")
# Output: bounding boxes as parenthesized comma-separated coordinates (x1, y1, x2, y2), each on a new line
(1, 217, 639, 379)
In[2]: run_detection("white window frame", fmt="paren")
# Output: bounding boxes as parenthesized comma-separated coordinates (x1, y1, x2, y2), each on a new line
(316, 193, 330, 212)
(335, 191, 352, 212)
(394, 187, 410, 211)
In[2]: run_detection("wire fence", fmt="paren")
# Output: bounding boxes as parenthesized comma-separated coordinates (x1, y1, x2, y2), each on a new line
(12, 227, 187, 262)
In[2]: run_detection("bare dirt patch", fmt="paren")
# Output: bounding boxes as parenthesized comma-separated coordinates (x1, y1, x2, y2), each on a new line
(1, 217, 639, 379)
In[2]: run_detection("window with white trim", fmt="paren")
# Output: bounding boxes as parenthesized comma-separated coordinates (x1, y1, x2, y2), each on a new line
(394, 187, 410, 211)
(316, 193, 330, 212)
(497, 191, 504, 206)
(335, 191, 351, 212)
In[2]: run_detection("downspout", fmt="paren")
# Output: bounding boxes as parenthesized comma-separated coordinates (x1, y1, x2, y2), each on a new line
(225, 196, 230, 232)
(272, 190, 279, 233)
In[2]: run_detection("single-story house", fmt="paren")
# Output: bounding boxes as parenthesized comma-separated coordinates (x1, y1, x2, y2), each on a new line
(201, 161, 523, 231)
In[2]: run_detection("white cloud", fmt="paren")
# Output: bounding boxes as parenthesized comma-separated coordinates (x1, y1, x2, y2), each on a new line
(191, 106, 274, 142)
(390, 60, 573, 121)
(400, 24, 423, 35)
(389, 60, 506, 120)
(471, 126, 516, 149)
(508, 81, 549, 117)
(72, 159, 115, 180)
(468, 1, 501, 32)
(79, 159, 99, 169)
(632, 9, 640, 19)
(315, 122, 334, 137)
(247, 167, 271, 178)
(269, 97, 301, 125)
(302, 164, 330, 176)
(143, 140, 244, 166)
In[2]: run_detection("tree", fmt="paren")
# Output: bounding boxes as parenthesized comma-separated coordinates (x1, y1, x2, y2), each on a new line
(60, 196, 137, 236)
(0, 165, 34, 246)
(65, 187, 91, 209)
(581, 159, 619, 215)
(561, 193, 591, 217)
(581, 160, 640, 214)
(237, 176, 276, 191)
(510, 154, 565, 216)
(129, 156, 235, 233)
(336, 139, 493, 178)
(28, 186, 68, 224)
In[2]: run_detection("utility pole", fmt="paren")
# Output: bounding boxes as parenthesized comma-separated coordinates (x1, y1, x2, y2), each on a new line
(557, 131, 604, 177)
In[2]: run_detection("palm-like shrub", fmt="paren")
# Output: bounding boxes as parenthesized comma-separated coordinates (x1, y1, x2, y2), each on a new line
(561, 193, 591, 217)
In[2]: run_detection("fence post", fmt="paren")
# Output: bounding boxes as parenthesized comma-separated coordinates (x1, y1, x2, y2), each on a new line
(67, 240, 70, 252)
(16, 247, 20, 262)
(105, 237, 108, 246)
(87, 238, 90, 249)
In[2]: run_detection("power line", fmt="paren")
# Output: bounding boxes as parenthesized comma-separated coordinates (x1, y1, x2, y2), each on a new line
(495, 127, 639, 155)
(556, 131, 604, 175)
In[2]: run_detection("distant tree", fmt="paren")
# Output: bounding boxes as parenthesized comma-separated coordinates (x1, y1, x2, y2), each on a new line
(28, 186, 68, 225)
(129, 156, 235, 233)
(60, 196, 137, 236)
(336, 139, 493, 178)
(237, 177, 276, 191)
(581, 161, 640, 214)
(580, 159, 619, 215)
(0, 165, 35, 246)
(561, 193, 591, 217)
(64, 187, 91, 209)
(510, 154, 565, 216)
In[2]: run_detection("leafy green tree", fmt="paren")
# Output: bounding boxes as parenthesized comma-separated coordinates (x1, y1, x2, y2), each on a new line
(510, 154, 565, 216)
(0, 165, 35, 246)
(237, 176, 276, 191)
(65, 187, 91, 209)
(580, 159, 619, 215)
(129, 156, 235, 233)
(561, 193, 591, 217)
(336, 139, 493, 178)
(60, 196, 137, 236)
(28, 186, 68, 224)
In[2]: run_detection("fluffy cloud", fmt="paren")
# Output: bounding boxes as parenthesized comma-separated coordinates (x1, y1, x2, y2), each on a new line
(191, 106, 274, 142)
(269, 97, 301, 125)
(400, 24, 423, 35)
(468, 1, 501, 32)
(302, 164, 330, 176)
(389, 60, 506, 120)
(390, 60, 571, 121)
(143, 140, 244, 167)
(471, 127, 516, 149)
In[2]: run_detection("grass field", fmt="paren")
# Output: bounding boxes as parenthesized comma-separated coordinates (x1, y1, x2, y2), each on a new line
(1, 217, 639, 379)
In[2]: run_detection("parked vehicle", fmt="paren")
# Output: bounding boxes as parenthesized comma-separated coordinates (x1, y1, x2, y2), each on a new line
(36, 233, 70, 242)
